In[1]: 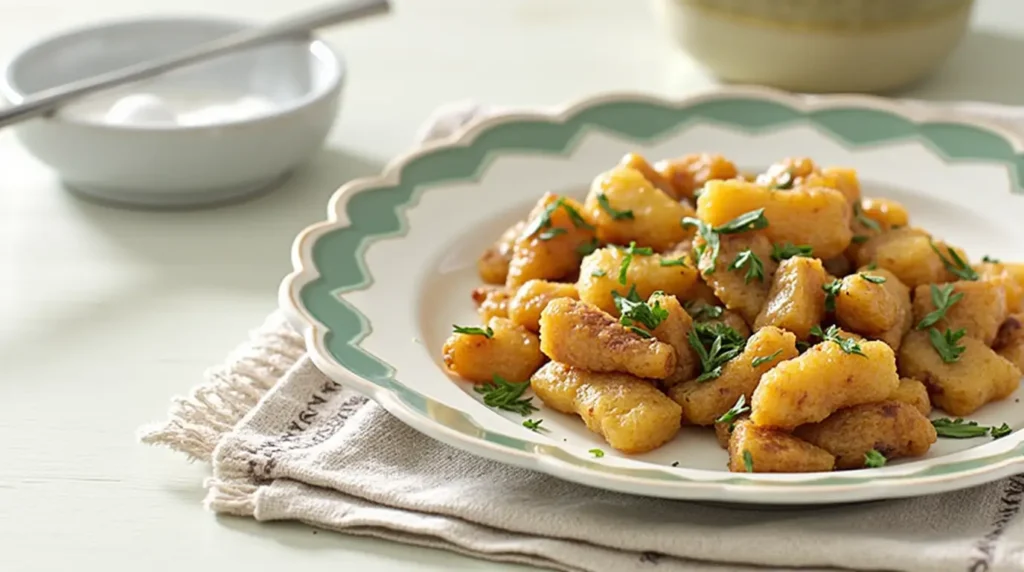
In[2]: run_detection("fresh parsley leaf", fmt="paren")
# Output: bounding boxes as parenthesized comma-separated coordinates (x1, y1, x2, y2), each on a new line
(562, 201, 595, 231)
(613, 285, 669, 337)
(681, 217, 720, 275)
(589, 448, 605, 458)
(681, 209, 768, 275)
(715, 395, 750, 425)
(729, 249, 765, 283)
(519, 197, 594, 241)
(859, 273, 886, 284)
(932, 417, 1010, 439)
(522, 419, 545, 432)
(811, 324, 866, 357)
(684, 300, 725, 321)
(688, 322, 747, 382)
(864, 449, 886, 468)
(771, 243, 813, 262)
(853, 203, 882, 232)
(822, 279, 843, 313)
(742, 449, 754, 472)
(617, 241, 653, 285)
(538, 227, 567, 240)
(992, 423, 1013, 439)
(715, 208, 769, 234)
(596, 192, 634, 220)
(928, 327, 966, 363)
(591, 269, 607, 278)
(453, 325, 494, 338)
(865, 262, 878, 270)
(659, 257, 687, 267)
(473, 375, 538, 416)
(851, 235, 869, 244)
(930, 241, 978, 281)
(983, 255, 1001, 264)
(751, 349, 783, 368)
(916, 284, 964, 330)
(576, 238, 600, 256)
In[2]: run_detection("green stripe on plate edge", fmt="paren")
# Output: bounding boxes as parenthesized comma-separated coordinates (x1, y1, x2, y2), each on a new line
(299, 95, 1024, 486)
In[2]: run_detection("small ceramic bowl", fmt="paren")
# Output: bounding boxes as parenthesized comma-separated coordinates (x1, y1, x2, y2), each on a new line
(654, 0, 974, 94)
(0, 16, 344, 208)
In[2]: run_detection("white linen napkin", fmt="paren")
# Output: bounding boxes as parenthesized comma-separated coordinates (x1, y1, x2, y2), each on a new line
(141, 96, 1024, 572)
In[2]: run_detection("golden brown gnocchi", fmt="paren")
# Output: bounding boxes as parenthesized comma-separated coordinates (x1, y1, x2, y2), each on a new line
(447, 150, 1020, 472)
(531, 361, 681, 454)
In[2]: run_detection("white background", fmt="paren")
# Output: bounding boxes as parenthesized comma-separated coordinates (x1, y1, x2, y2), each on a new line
(3, 0, 1024, 570)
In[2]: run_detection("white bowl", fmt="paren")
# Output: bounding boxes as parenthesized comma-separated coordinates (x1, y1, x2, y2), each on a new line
(0, 16, 344, 208)
(654, 0, 974, 94)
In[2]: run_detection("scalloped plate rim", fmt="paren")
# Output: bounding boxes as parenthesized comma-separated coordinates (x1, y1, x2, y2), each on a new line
(278, 85, 1024, 504)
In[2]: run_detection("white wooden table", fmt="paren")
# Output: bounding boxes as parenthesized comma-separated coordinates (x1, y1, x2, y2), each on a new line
(3, 1, 1024, 570)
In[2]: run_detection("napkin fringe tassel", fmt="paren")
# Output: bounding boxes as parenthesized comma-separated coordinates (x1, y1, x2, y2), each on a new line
(137, 313, 305, 463)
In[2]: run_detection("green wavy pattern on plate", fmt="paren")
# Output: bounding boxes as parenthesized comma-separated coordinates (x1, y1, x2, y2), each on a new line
(300, 95, 1024, 485)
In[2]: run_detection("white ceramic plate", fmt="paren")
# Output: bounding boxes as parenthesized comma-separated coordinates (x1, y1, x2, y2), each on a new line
(280, 87, 1024, 505)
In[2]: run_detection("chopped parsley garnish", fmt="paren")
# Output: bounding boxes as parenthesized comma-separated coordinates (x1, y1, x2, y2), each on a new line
(851, 235, 869, 244)
(576, 238, 600, 256)
(613, 285, 669, 338)
(810, 324, 866, 357)
(538, 227, 567, 240)
(589, 448, 605, 458)
(983, 255, 1001, 264)
(930, 241, 978, 281)
(932, 418, 1011, 439)
(684, 300, 725, 321)
(742, 449, 754, 472)
(751, 349, 783, 368)
(715, 395, 750, 427)
(864, 449, 886, 468)
(671, 461, 680, 467)
(617, 241, 654, 285)
(453, 325, 494, 338)
(853, 203, 881, 233)
(822, 279, 843, 313)
(729, 249, 765, 283)
(771, 243, 813, 262)
(859, 273, 886, 284)
(928, 328, 966, 363)
(659, 257, 687, 267)
(522, 418, 545, 432)
(916, 284, 963, 330)
(473, 375, 538, 416)
(715, 208, 770, 234)
(865, 262, 878, 270)
(591, 269, 607, 278)
(688, 322, 747, 382)
(682, 209, 769, 274)
(596, 192, 634, 220)
(520, 197, 594, 241)
(796, 340, 812, 352)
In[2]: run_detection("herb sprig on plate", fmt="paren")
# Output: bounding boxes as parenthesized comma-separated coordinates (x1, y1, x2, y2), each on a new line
(688, 322, 747, 382)
(474, 375, 538, 416)
(682, 208, 769, 275)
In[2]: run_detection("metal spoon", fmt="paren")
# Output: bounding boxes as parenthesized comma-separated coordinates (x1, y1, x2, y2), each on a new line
(0, 0, 390, 129)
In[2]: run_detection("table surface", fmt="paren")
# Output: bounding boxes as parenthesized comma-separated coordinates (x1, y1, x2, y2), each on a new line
(4, 0, 1024, 570)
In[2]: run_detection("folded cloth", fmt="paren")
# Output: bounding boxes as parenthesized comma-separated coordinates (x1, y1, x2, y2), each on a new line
(140, 96, 1024, 572)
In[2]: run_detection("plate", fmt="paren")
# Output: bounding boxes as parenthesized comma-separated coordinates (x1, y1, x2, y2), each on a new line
(280, 86, 1024, 505)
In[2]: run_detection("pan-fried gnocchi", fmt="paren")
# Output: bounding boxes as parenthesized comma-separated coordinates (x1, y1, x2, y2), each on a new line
(443, 151, 1022, 473)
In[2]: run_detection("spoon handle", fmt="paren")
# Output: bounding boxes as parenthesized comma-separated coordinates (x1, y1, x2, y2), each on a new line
(0, 0, 390, 129)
